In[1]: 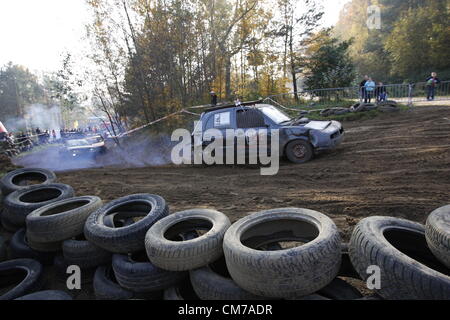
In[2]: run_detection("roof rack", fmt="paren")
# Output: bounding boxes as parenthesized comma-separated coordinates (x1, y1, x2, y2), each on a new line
(203, 99, 263, 112)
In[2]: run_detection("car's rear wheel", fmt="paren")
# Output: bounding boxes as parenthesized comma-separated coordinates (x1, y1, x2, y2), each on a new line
(285, 140, 314, 164)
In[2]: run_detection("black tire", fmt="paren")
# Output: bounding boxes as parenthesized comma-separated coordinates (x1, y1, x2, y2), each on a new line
(291, 244, 372, 300)
(378, 105, 399, 113)
(377, 100, 397, 107)
(334, 109, 350, 115)
(0, 168, 57, 196)
(349, 216, 450, 300)
(425, 205, 450, 269)
(26, 196, 103, 243)
(85, 194, 168, 254)
(339, 243, 360, 278)
(316, 278, 363, 300)
(0, 235, 6, 262)
(0, 258, 44, 300)
(320, 109, 332, 117)
(0, 208, 21, 233)
(2, 183, 75, 227)
(285, 140, 314, 164)
(223, 208, 342, 298)
(53, 255, 96, 285)
(9, 229, 55, 265)
(93, 266, 134, 300)
(103, 212, 136, 228)
(62, 234, 111, 269)
(164, 278, 200, 300)
(15, 290, 73, 300)
(363, 104, 377, 111)
(189, 256, 269, 300)
(1, 212, 20, 233)
(27, 238, 62, 253)
(146, 209, 231, 271)
(112, 251, 186, 293)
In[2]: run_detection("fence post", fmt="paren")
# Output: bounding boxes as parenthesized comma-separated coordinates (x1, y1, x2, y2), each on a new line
(408, 83, 414, 107)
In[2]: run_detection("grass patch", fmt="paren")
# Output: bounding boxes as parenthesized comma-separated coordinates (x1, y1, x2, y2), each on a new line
(283, 104, 410, 122)
(283, 100, 357, 111)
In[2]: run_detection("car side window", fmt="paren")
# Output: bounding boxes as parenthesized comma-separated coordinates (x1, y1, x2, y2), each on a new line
(236, 109, 266, 128)
(203, 112, 232, 131)
(213, 112, 231, 128)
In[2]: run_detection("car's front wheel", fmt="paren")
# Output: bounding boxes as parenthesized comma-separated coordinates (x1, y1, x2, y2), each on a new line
(285, 140, 314, 164)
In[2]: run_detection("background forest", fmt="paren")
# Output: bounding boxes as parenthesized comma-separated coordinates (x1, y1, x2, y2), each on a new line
(1, 0, 449, 131)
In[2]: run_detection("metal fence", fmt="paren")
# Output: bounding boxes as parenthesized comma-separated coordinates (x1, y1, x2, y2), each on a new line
(265, 81, 450, 110)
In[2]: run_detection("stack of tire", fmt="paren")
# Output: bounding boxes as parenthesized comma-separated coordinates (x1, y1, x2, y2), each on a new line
(0, 168, 75, 300)
(350, 100, 399, 113)
(84, 194, 185, 300)
(320, 108, 351, 117)
(1, 168, 449, 300)
(145, 207, 449, 300)
(153, 208, 370, 300)
(320, 100, 399, 117)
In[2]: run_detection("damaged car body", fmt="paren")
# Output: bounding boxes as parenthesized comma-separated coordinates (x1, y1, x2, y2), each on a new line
(192, 100, 345, 164)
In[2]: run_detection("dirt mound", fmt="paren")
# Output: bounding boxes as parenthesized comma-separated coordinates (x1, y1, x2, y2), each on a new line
(51, 106, 450, 243)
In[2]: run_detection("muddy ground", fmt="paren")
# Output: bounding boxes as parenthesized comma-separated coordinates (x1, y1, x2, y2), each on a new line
(46, 106, 450, 240)
(3, 105, 450, 299)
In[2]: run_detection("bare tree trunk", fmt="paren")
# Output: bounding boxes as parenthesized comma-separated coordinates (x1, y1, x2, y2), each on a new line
(122, 0, 156, 121)
(289, 27, 299, 102)
(225, 55, 232, 99)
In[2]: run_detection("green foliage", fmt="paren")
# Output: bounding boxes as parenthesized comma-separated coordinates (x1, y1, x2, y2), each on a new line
(301, 29, 355, 89)
(0, 59, 84, 132)
(0, 63, 45, 123)
(385, 6, 450, 81)
(334, 0, 450, 82)
(307, 104, 410, 121)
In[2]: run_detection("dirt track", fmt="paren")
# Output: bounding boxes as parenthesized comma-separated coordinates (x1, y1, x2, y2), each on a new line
(48, 106, 450, 240)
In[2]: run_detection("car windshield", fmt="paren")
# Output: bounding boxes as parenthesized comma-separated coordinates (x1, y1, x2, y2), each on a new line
(257, 104, 291, 124)
(66, 139, 90, 147)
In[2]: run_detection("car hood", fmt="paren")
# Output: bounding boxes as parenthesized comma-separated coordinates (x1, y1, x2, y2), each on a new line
(67, 146, 93, 151)
(304, 121, 332, 131)
(90, 142, 105, 148)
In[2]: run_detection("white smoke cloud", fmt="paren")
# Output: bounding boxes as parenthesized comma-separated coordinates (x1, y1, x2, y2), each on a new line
(24, 104, 62, 137)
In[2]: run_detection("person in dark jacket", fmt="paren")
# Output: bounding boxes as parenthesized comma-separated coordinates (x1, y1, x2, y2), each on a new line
(210, 91, 218, 106)
(426, 72, 441, 101)
(359, 75, 369, 102)
(375, 82, 387, 102)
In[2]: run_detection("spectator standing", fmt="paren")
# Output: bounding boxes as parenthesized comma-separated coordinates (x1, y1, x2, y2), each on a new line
(375, 82, 387, 102)
(210, 91, 218, 106)
(359, 75, 369, 102)
(35, 127, 43, 144)
(364, 77, 376, 103)
(426, 72, 441, 101)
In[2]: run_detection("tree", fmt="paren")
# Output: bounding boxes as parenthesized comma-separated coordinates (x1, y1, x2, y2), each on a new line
(334, 0, 450, 82)
(0, 63, 45, 129)
(385, 5, 450, 81)
(44, 53, 85, 110)
(301, 29, 355, 89)
(273, 0, 324, 100)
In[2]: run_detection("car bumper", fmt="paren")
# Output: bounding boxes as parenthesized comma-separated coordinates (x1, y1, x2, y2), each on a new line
(314, 124, 345, 151)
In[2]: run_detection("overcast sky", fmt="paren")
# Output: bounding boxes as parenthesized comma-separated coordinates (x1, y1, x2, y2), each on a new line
(0, 0, 350, 73)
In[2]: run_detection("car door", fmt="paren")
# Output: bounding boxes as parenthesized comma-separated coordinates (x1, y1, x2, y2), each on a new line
(235, 108, 271, 157)
(201, 110, 233, 155)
